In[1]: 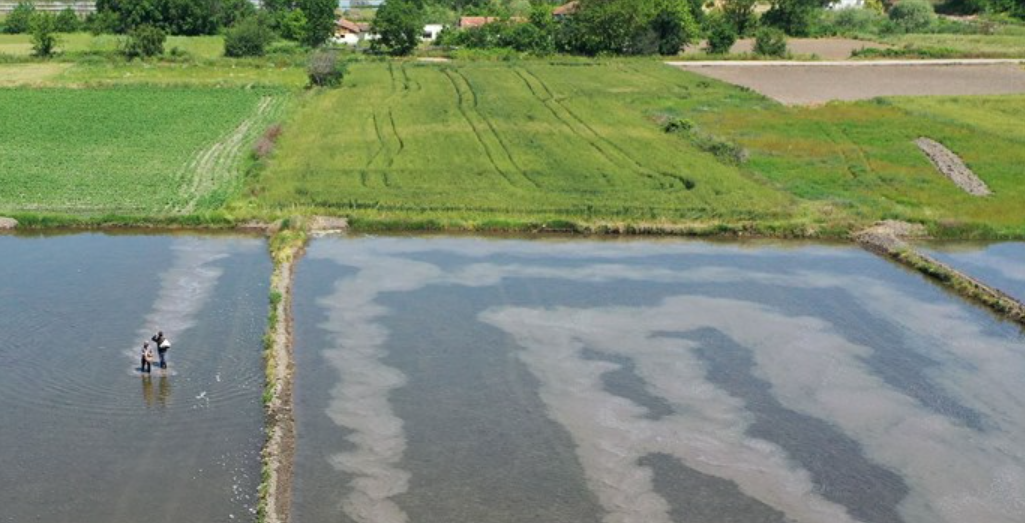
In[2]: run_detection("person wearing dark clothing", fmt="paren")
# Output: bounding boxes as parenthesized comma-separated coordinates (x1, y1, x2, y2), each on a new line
(140, 342, 152, 373)
(151, 331, 170, 369)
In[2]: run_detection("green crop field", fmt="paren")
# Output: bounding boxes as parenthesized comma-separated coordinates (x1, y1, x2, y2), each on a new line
(699, 95, 1025, 236)
(0, 33, 225, 59)
(240, 61, 809, 230)
(0, 87, 283, 215)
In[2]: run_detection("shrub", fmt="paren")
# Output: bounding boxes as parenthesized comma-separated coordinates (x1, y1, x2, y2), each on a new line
(754, 26, 788, 56)
(54, 8, 81, 32)
(819, 7, 885, 36)
(3, 1, 35, 34)
(224, 16, 274, 57)
(30, 13, 59, 57)
(307, 50, 348, 87)
(704, 11, 738, 54)
(121, 24, 166, 59)
(889, 0, 936, 32)
(663, 117, 695, 133)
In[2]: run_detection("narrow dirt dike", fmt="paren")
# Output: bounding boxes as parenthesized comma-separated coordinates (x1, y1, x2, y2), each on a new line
(855, 220, 1024, 325)
(258, 217, 348, 523)
(915, 137, 992, 196)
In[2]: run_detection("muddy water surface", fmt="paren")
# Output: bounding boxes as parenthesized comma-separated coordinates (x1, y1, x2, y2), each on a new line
(292, 235, 1025, 523)
(0, 233, 270, 523)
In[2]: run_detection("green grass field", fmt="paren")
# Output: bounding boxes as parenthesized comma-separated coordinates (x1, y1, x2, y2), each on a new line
(699, 95, 1025, 236)
(0, 33, 225, 59)
(240, 61, 809, 229)
(873, 32, 1025, 58)
(0, 87, 282, 214)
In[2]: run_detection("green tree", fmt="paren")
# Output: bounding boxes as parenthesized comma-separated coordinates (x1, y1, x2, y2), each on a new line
(224, 15, 274, 57)
(55, 8, 81, 32)
(219, 0, 257, 28)
(3, 1, 35, 34)
(558, 0, 697, 56)
(30, 13, 59, 57)
(298, 0, 337, 47)
(721, 0, 757, 36)
(372, 0, 425, 56)
(279, 8, 308, 41)
(762, 0, 825, 36)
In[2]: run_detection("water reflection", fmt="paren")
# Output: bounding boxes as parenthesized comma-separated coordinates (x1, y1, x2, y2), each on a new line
(140, 375, 172, 410)
(293, 236, 1025, 523)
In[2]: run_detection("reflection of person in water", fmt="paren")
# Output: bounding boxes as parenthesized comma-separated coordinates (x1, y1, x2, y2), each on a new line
(157, 374, 171, 408)
(141, 374, 171, 409)
(141, 374, 154, 407)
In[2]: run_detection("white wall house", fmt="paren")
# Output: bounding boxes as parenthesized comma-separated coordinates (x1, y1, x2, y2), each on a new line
(422, 24, 444, 42)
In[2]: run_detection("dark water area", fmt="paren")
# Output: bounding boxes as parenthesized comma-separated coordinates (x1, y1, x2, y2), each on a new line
(922, 242, 1025, 304)
(291, 236, 1025, 523)
(0, 233, 270, 523)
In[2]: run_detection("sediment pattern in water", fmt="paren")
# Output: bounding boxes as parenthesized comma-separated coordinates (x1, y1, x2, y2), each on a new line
(293, 237, 1025, 523)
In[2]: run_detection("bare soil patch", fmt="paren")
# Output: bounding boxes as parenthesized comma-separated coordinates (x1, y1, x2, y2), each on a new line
(673, 63, 1025, 105)
(915, 138, 991, 196)
(0, 217, 17, 230)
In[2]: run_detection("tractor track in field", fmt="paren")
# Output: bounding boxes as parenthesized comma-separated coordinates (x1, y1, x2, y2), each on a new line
(519, 68, 681, 190)
(386, 109, 405, 169)
(453, 69, 540, 189)
(175, 96, 277, 213)
(441, 68, 519, 189)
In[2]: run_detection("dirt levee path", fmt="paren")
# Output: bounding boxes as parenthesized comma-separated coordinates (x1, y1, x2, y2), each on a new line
(670, 61, 1025, 105)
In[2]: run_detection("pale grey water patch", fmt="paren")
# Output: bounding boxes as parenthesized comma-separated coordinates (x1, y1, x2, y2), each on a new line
(639, 453, 791, 523)
(668, 327, 909, 523)
(0, 233, 270, 523)
(922, 242, 1025, 304)
(580, 348, 675, 421)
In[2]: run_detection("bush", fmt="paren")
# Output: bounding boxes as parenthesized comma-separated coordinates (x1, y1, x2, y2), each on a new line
(818, 7, 885, 36)
(224, 16, 274, 57)
(3, 1, 35, 34)
(54, 8, 81, 32)
(704, 11, 738, 53)
(307, 50, 348, 87)
(121, 24, 166, 59)
(30, 13, 59, 57)
(889, 0, 936, 33)
(754, 26, 788, 56)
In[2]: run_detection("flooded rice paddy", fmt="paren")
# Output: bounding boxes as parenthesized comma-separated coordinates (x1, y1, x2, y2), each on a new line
(292, 236, 1025, 523)
(923, 242, 1025, 303)
(0, 232, 270, 523)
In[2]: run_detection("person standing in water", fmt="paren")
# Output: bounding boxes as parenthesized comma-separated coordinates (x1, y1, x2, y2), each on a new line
(140, 342, 153, 373)
(151, 331, 171, 369)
